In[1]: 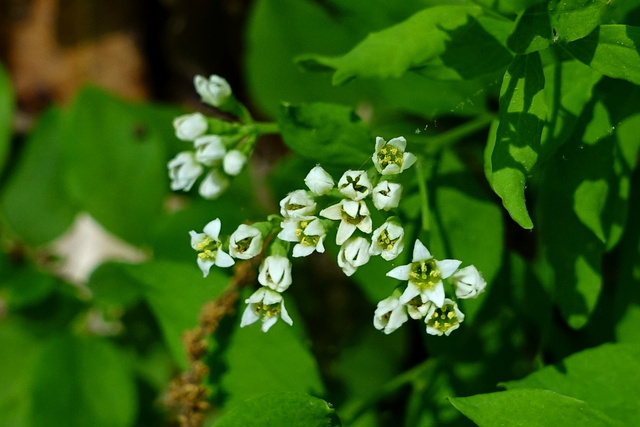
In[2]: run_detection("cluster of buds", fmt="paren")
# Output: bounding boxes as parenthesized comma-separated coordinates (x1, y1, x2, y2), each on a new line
(168, 75, 255, 199)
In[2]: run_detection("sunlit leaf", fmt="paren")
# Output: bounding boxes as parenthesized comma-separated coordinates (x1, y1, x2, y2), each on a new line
(507, 2, 553, 54)
(549, 0, 610, 43)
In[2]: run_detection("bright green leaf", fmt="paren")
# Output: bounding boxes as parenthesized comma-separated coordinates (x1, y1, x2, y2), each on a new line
(573, 179, 608, 243)
(278, 102, 371, 167)
(564, 25, 640, 85)
(450, 389, 625, 426)
(507, 2, 553, 54)
(214, 392, 340, 427)
(0, 62, 13, 174)
(549, 0, 611, 43)
(471, 0, 546, 15)
(490, 52, 547, 229)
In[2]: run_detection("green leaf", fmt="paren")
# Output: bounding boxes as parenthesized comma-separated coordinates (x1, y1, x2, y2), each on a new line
(502, 343, 640, 425)
(490, 52, 547, 229)
(470, 0, 546, 15)
(298, 6, 513, 84)
(507, 2, 553, 54)
(0, 108, 78, 245)
(0, 62, 13, 174)
(29, 334, 137, 427)
(549, 0, 611, 43)
(61, 87, 167, 245)
(450, 389, 625, 426)
(564, 25, 640, 85)
(214, 392, 340, 427)
(277, 102, 371, 167)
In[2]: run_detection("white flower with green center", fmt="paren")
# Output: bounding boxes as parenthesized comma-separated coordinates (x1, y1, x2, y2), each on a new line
(189, 219, 234, 277)
(337, 170, 372, 200)
(223, 150, 247, 176)
(319, 200, 372, 245)
(369, 221, 404, 261)
(277, 217, 326, 257)
(373, 136, 417, 175)
(387, 240, 461, 307)
(405, 296, 430, 320)
(168, 151, 203, 191)
(240, 288, 293, 332)
(304, 165, 334, 195)
(280, 189, 317, 219)
(451, 265, 487, 299)
(424, 298, 465, 336)
(229, 224, 263, 260)
(338, 237, 371, 276)
(173, 112, 208, 141)
(373, 290, 409, 334)
(372, 181, 402, 211)
(194, 74, 232, 107)
(199, 170, 229, 199)
(195, 135, 226, 166)
(258, 255, 292, 292)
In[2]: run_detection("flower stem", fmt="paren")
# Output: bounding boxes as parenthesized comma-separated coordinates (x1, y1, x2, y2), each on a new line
(252, 122, 280, 135)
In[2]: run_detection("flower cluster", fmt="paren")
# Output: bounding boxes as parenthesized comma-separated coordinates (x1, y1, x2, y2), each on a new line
(168, 75, 253, 199)
(374, 240, 486, 336)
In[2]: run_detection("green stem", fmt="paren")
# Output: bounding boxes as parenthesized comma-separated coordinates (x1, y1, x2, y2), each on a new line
(415, 157, 431, 232)
(425, 113, 495, 153)
(252, 122, 280, 135)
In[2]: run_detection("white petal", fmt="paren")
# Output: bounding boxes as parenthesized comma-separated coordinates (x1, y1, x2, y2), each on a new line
(280, 302, 293, 325)
(399, 283, 421, 304)
(199, 171, 229, 199)
(292, 243, 315, 258)
(336, 222, 356, 245)
(436, 259, 462, 279)
(385, 306, 409, 334)
(189, 231, 206, 249)
(240, 304, 260, 327)
(304, 218, 325, 236)
(422, 282, 445, 307)
(388, 136, 407, 151)
(319, 203, 343, 221)
(215, 250, 235, 268)
(402, 152, 417, 171)
(246, 288, 267, 303)
(412, 239, 432, 261)
(261, 316, 279, 332)
(203, 219, 222, 239)
(357, 215, 372, 234)
(386, 264, 410, 280)
(196, 258, 215, 278)
(262, 289, 283, 305)
(375, 136, 385, 152)
(223, 150, 247, 176)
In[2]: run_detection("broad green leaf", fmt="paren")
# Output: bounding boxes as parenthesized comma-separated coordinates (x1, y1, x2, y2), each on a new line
(507, 2, 553, 54)
(502, 343, 640, 425)
(490, 52, 547, 229)
(29, 334, 137, 427)
(549, 0, 611, 43)
(564, 25, 640, 85)
(0, 108, 78, 245)
(0, 62, 13, 174)
(450, 389, 625, 426)
(278, 102, 371, 167)
(87, 262, 143, 309)
(298, 6, 513, 84)
(61, 87, 167, 245)
(214, 392, 340, 427)
(471, 0, 546, 15)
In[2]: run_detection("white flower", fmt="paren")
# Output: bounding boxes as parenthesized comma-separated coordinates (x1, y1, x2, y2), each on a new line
(280, 190, 317, 218)
(387, 240, 461, 308)
(337, 170, 372, 200)
(337, 237, 371, 276)
(195, 135, 226, 166)
(372, 181, 402, 211)
(319, 199, 372, 245)
(229, 224, 263, 259)
(189, 219, 234, 277)
(223, 150, 247, 176)
(373, 290, 409, 334)
(168, 151, 203, 191)
(199, 170, 230, 199)
(369, 221, 404, 261)
(240, 287, 293, 332)
(194, 74, 232, 107)
(451, 265, 487, 299)
(277, 217, 326, 257)
(405, 296, 430, 320)
(373, 136, 417, 175)
(174, 112, 208, 141)
(258, 255, 292, 292)
(424, 299, 465, 336)
(304, 165, 334, 195)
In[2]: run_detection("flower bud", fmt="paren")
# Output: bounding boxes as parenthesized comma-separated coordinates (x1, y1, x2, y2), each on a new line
(195, 135, 226, 166)
(173, 112, 208, 141)
(223, 150, 247, 176)
(337, 237, 371, 276)
(451, 265, 487, 299)
(304, 165, 334, 195)
(194, 74, 232, 107)
(372, 181, 402, 211)
(258, 255, 293, 292)
(199, 170, 229, 199)
(280, 190, 316, 218)
(168, 152, 203, 191)
(374, 290, 409, 334)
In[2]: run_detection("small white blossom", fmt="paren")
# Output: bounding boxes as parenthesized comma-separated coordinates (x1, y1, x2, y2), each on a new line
(337, 170, 372, 200)
(199, 170, 230, 199)
(229, 224, 263, 260)
(277, 217, 326, 257)
(320, 199, 372, 245)
(304, 165, 334, 195)
(370, 221, 404, 261)
(223, 150, 247, 176)
(195, 135, 226, 166)
(280, 190, 317, 218)
(337, 237, 371, 276)
(372, 181, 402, 211)
(405, 296, 430, 320)
(373, 136, 417, 175)
(424, 299, 465, 336)
(258, 255, 292, 292)
(189, 219, 234, 277)
(174, 112, 208, 141)
(451, 265, 487, 299)
(374, 290, 409, 334)
(168, 151, 203, 191)
(194, 74, 232, 107)
(387, 240, 461, 307)
(240, 288, 293, 332)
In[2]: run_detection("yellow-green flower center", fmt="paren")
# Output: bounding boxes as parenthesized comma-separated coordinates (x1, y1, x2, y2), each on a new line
(426, 302, 460, 333)
(295, 220, 320, 247)
(235, 236, 253, 253)
(377, 145, 403, 170)
(409, 259, 440, 288)
(253, 301, 281, 318)
(342, 207, 366, 225)
(377, 229, 399, 251)
(196, 236, 220, 261)
(342, 175, 368, 193)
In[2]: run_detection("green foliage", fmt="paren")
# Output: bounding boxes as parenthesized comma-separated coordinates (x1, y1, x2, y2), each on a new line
(0, 62, 13, 174)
